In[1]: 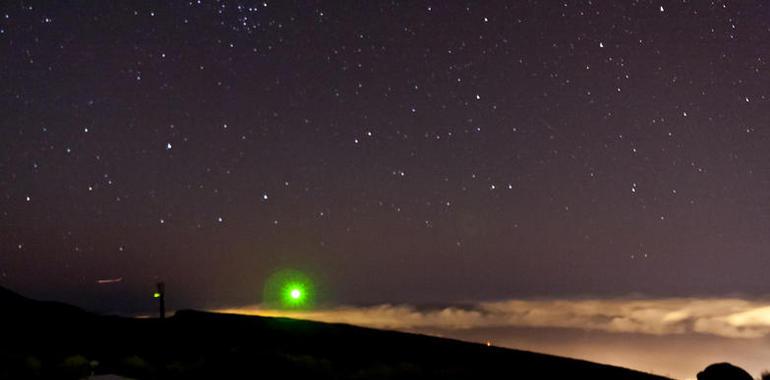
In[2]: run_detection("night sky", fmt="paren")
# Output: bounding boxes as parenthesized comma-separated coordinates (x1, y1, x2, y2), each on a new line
(3, 0, 770, 316)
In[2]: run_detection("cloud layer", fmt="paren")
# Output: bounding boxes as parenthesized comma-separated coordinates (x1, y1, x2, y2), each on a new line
(214, 297, 770, 339)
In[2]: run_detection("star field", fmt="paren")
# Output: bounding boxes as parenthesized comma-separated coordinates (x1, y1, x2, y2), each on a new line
(2, 1, 770, 311)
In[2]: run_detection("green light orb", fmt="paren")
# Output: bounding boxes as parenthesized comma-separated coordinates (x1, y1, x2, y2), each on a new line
(263, 269, 316, 309)
(282, 282, 307, 306)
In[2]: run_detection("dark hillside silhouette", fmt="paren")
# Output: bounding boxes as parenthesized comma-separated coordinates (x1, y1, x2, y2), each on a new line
(0, 286, 673, 380)
(697, 363, 753, 380)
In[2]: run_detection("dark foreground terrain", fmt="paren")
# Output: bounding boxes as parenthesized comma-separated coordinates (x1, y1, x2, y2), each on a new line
(0, 287, 672, 379)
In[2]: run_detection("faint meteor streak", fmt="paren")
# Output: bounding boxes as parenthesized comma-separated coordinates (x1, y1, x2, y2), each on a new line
(96, 277, 123, 284)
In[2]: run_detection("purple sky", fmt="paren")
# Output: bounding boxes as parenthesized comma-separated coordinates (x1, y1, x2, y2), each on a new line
(2, 1, 770, 375)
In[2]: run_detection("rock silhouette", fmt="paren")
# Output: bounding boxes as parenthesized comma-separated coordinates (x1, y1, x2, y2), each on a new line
(697, 363, 753, 380)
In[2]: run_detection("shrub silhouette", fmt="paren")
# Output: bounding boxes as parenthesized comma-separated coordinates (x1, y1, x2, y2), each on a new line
(24, 356, 42, 376)
(58, 354, 91, 379)
(120, 355, 152, 378)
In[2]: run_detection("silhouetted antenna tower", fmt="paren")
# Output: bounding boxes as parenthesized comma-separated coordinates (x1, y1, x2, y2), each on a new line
(154, 282, 166, 319)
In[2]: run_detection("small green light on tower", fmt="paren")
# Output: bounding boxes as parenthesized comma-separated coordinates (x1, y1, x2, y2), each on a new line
(153, 292, 161, 298)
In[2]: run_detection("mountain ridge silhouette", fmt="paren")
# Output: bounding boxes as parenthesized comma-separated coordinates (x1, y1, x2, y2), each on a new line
(0, 286, 674, 379)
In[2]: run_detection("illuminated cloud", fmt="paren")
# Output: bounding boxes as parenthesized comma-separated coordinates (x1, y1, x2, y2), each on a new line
(214, 297, 770, 339)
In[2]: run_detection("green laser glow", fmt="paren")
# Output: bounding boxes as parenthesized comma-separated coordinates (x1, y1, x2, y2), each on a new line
(263, 269, 316, 309)
(282, 283, 306, 306)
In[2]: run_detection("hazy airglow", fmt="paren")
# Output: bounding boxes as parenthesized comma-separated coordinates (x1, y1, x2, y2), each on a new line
(215, 297, 770, 339)
(213, 297, 770, 379)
